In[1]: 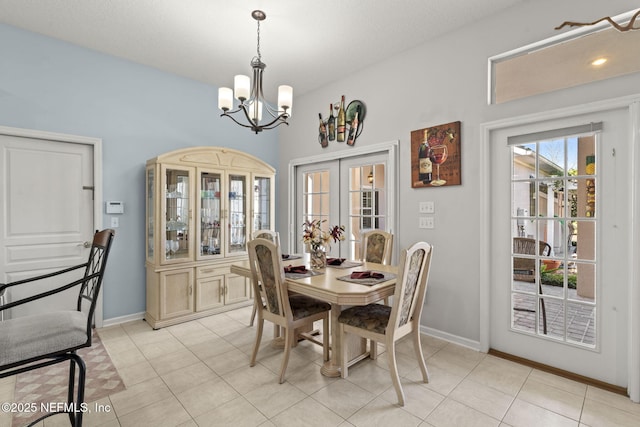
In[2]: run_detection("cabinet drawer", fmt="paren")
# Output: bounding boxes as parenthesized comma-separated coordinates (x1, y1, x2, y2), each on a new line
(197, 265, 226, 278)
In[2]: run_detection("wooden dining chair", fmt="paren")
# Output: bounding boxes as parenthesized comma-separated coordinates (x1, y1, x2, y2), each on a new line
(338, 241, 433, 406)
(0, 229, 115, 426)
(361, 229, 393, 265)
(361, 229, 394, 304)
(247, 238, 330, 383)
(249, 229, 280, 327)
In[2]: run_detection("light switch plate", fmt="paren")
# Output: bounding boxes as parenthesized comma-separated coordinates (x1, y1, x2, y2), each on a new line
(419, 216, 434, 229)
(425, 217, 435, 229)
(419, 201, 435, 214)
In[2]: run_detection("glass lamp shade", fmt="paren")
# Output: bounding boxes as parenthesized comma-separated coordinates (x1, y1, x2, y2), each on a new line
(234, 75, 250, 101)
(218, 87, 233, 111)
(278, 85, 293, 115)
(250, 100, 263, 122)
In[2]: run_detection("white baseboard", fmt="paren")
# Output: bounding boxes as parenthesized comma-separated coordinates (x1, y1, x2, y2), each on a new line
(102, 311, 145, 328)
(421, 325, 482, 352)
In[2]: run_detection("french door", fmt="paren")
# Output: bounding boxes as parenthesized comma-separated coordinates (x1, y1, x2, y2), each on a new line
(488, 107, 631, 388)
(291, 143, 397, 260)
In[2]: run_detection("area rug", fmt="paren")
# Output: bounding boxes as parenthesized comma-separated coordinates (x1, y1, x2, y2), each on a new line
(12, 331, 125, 427)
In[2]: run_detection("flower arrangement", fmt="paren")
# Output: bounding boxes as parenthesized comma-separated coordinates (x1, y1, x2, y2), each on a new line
(302, 219, 345, 251)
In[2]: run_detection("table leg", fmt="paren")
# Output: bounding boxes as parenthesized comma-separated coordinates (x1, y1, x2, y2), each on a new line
(320, 303, 342, 377)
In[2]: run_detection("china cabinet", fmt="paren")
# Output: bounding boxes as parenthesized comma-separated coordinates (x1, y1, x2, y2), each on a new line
(145, 147, 275, 328)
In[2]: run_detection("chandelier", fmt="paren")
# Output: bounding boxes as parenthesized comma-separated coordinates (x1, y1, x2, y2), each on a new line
(217, 10, 292, 134)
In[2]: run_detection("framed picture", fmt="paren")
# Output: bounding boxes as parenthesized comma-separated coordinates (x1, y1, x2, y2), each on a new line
(411, 121, 461, 188)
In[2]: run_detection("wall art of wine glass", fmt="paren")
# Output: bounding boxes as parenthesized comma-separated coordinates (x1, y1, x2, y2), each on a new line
(410, 121, 461, 188)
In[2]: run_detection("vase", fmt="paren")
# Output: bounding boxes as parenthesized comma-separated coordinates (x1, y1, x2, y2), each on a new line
(309, 246, 327, 270)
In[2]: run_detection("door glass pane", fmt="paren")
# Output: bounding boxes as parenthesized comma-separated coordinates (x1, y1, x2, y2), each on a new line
(166, 169, 190, 261)
(200, 172, 221, 256)
(147, 168, 154, 261)
(349, 163, 387, 260)
(510, 134, 597, 347)
(303, 171, 330, 224)
(229, 174, 246, 253)
(253, 176, 271, 230)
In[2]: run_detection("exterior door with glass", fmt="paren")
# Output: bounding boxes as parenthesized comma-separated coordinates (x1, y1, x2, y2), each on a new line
(489, 107, 630, 388)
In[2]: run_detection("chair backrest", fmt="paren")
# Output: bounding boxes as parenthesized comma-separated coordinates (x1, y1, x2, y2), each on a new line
(252, 229, 280, 247)
(361, 229, 393, 265)
(513, 237, 551, 256)
(388, 242, 433, 334)
(78, 229, 115, 330)
(247, 238, 288, 320)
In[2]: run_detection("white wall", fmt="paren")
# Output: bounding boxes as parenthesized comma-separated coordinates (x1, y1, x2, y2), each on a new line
(277, 0, 640, 344)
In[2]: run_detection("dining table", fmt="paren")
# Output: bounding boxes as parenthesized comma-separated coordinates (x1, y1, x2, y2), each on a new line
(231, 255, 398, 377)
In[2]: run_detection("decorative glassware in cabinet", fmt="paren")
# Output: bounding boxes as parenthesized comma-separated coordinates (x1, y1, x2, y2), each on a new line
(200, 171, 222, 256)
(228, 174, 247, 253)
(147, 167, 155, 261)
(253, 176, 271, 231)
(165, 168, 190, 261)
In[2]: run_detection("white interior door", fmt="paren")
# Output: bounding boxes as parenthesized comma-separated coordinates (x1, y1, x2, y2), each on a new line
(489, 107, 630, 388)
(0, 132, 95, 320)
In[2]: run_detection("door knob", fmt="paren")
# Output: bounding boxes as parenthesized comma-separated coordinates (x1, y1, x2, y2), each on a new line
(80, 241, 91, 248)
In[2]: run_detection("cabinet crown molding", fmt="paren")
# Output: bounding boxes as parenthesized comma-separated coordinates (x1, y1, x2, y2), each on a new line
(148, 146, 275, 174)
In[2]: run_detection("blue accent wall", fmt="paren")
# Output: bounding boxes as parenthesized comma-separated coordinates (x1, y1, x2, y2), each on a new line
(0, 23, 279, 320)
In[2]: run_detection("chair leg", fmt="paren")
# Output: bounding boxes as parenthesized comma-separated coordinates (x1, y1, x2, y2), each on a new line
(340, 324, 348, 378)
(412, 328, 429, 383)
(250, 318, 264, 367)
(279, 327, 294, 384)
(73, 354, 86, 427)
(67, 357, 76, 426)
(249, 299, 257, 326)
(540, 298, 547, 334)
(370, 340, 377, 360)
(386, 338, 405, 406)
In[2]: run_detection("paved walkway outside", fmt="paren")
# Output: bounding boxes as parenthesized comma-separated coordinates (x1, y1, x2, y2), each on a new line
(512, 280, 595, 346)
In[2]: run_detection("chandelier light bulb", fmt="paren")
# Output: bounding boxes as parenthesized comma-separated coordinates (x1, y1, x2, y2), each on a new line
(218, 87, 233, 111)
(234, 75, 250, 101)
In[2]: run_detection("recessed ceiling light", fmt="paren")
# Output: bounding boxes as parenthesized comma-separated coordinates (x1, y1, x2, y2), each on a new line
(591, 58, 608, 66)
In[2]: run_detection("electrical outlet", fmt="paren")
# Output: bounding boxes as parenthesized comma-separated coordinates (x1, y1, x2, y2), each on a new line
(110, 217, 119, 228)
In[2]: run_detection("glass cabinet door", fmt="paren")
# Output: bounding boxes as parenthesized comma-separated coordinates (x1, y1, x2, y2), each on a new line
(164, 167, 191, 262)
(146, 166, 155, 262)
(253, 175, 272, 231)
(228, 174, 247, 254)
(199, 171, 222, 258)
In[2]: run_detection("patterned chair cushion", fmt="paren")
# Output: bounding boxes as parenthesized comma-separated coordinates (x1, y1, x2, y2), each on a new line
(338, 303, 391, 334)
(289, 295, 330, 320)
(365, 234, 387, 264)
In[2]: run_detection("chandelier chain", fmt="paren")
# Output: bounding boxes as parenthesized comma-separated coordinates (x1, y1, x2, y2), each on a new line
(256, 20, 261, 61)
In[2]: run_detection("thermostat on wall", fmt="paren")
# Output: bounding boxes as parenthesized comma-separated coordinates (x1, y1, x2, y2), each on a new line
(105, 201, 124, 214)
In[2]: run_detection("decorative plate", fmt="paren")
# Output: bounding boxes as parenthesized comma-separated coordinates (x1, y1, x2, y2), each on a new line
(346, 100, 366, 123)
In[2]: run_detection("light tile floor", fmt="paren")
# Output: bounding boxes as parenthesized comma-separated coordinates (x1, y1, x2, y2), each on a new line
(2, 305, 639, 427)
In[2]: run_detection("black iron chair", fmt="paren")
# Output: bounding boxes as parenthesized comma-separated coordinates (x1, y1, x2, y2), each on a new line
(513, 237, 550, 334)
(0, 229, 115, 426)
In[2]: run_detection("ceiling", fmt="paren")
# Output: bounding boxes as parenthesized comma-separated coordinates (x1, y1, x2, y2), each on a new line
(0, 0, 525, 99)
